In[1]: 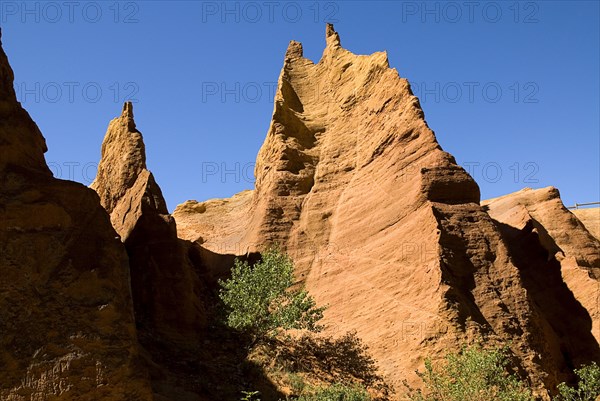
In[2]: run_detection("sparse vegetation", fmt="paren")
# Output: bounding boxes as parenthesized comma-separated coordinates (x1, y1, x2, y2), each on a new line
(239, 384, 372, 401)
(294, 383, 371, 401)
(287, 373, 307, 394)
(403, 344, 534, 401)
(241, 390, 262, 401)
(555, 362, 600, 401)
(219, 248, 391, 400)
(219, 247, 326, 341)
(249, 331, 390, 400)
(273, 332, 387, 390)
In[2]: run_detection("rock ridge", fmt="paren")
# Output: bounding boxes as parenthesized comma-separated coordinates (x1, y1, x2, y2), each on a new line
(174, 24, 600, 396)
(91, 103, 205, 343)
(0, 29, 153, 400)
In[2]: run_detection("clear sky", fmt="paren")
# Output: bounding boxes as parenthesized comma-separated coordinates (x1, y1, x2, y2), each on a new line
(2, 1, 598, 211)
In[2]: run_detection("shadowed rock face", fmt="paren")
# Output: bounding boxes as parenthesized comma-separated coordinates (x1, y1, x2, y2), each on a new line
(0, 29, 153, 400)
(174, 24, 599, 397)
(484, 187, 600, 343)
(0, 35, 48, 174)
(91, 103, 205, 343)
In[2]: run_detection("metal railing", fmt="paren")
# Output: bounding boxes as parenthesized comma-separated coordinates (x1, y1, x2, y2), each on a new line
(567, 202, 600, 210)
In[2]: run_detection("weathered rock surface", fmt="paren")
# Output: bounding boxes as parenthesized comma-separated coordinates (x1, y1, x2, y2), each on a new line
(175, 24, 600, 396)
(483, 187, 600, 343)
(573, 207, 600, 241)
(91, 103, 205, 342)
(0, 29, 153, 400)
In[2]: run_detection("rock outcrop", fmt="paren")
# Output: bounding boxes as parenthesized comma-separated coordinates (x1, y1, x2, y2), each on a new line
(91, 102, 205, 343)
(483, 187, 600, 343)
(174, 24, 600, 396)
(3, 20, 596, 400)
(573, 208, 600, 241)
(0, 29, 153, 400)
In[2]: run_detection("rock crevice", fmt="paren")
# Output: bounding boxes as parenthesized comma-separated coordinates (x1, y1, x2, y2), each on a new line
(91, 102, 205, 343)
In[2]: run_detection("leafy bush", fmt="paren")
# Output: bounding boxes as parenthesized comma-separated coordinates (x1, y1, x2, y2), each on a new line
(287, 373, 307, 394)
(295, 383, 371, 401)
(555, 362, 600, 401)
(219, 247, 326, 339)
(241, 390, 261, 401)
(404, 344, 534, 401)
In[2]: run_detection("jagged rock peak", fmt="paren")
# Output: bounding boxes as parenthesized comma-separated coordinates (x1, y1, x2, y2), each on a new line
(90, 103, 206, 344)
(325, 22, 341, 48)
(174, 25, 600, 396)
(0, 28, 20, 107)
(285, 40, 304, 61)
(0, 28, 49, 173)
(121, 100, 136, 129)
(90, 102, 146, 213)
(0, 31, 154, 399)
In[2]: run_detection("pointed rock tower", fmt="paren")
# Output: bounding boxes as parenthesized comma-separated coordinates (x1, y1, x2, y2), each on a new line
(174, 24, 600, 396)
(91, 102, 205, 343)
(0, 29, 153, 400)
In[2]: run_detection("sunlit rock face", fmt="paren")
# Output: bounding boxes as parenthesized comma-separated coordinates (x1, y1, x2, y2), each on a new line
(174, 24, 600, 397)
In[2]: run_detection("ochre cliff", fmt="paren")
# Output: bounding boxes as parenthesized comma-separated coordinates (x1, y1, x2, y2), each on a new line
(91, 103, 205, 343)
(483, 187, 600, 344)
(0, 30, 153, 400)
(573, 207, 600, 241)
(2, 22, 598, 401)
(174, 24, 600, 397)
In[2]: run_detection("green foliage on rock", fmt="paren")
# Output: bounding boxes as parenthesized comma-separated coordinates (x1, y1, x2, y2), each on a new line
(219, 247, 326, 339)
(404, 344, 534, 401)
(295, 383, 371, 401)
(555, 362, 600, 401)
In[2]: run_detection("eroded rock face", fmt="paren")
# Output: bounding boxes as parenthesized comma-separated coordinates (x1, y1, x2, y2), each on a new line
(91, 103, 205, 343)
(91, 102, 146, 215)
(573, 207, 600, 241)
(174, 24, 600, 396)
(0, 30, 153, 400)
(483, 187, 600, 343)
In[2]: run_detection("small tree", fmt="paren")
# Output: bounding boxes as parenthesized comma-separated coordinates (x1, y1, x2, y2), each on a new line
(404, 344, 534, 401)
(219, 247, 326, 340)
(555, 362, 600, 401)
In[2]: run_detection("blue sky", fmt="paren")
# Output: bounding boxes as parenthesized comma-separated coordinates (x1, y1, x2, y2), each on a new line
(2, 1, 598, 211)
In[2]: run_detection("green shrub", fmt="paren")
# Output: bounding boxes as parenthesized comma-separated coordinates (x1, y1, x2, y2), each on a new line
(555, 362, 600, 401)
(404, 344, 534, 401)
(219, 247, 326, 339)
(295, 383, 371, 401)
(287, 373, 307, 394)
(241, 390, 261, 401)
